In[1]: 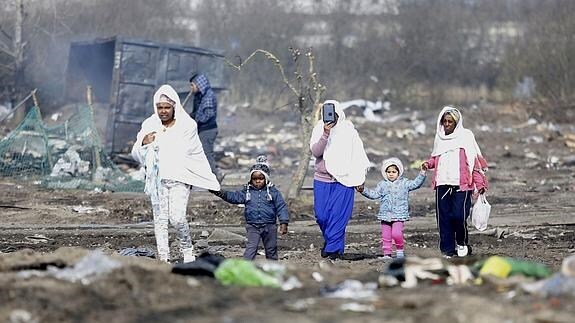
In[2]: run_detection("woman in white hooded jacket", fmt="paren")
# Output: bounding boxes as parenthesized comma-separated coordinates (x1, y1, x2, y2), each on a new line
(132, 84, 220, 263)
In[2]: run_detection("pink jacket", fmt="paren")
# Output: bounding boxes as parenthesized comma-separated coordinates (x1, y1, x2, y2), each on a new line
(425, 148, 488, 191)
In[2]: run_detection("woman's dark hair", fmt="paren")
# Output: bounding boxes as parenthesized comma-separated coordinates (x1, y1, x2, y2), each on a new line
(189, 73, 198, 83)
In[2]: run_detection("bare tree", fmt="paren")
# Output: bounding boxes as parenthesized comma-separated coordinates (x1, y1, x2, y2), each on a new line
(224, 48, 325, 200)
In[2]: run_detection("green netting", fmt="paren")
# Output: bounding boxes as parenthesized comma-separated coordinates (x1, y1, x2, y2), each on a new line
(0, 105, 143, 192)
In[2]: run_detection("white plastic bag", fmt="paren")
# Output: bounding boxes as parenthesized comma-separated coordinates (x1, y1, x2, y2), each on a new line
(472, 194, 491, 231)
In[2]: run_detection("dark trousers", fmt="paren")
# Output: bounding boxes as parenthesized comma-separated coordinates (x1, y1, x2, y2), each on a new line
(435, 185, 472, 255)
(198, 128, 219, 177)
(244, 223, 278, 260)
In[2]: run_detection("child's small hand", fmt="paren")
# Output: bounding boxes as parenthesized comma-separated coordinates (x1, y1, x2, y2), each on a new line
(279, 223, 288, 235)
(421, 162, 429, 171)
(355, 184, 364, 193)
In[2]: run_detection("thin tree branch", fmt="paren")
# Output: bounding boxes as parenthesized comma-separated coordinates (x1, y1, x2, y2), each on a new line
(219, 49, 300, 96)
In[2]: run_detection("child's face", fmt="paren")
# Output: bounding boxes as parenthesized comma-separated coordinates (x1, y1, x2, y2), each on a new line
(250, 171, 266, 189)
(386, 166, 399, 182)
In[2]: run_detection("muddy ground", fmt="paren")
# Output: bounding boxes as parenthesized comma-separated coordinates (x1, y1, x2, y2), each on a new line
(1, 102, 575, 322)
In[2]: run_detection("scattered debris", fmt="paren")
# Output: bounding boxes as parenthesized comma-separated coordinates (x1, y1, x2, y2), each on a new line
(17, 250, 122, 284)
(118, 247, 155, 258)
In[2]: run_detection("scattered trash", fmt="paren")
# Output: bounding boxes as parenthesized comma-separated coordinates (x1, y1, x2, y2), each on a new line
(522, 255, 575, 297)
(479, 256, 512, 279)
(285, 298, 316, 312)
(17, 250, 122, 284)
(118, 247, 155, 258)
(186, 277, 201, 287)
(172, 252, 226, 277)
(72, 205, 110, 215)
(472, 227, 508, 239)
(340, 302, 375, 313)
(477, 256, 552, 280)
(207, 228, 246, 242)
(321, 279, 378, 300)
(562, 254, 575, 277)
(311, 272, 324, 282)
(200, 230, 210, 238)
(214, 259, 280, 288)
(380, 257, 445, 288)
(24, 234, 52, 244)
(446, 265, 474, 285)
(50, 147, 91, 177)
(9, 309, 38, 323)
(281, 276, 303, 291)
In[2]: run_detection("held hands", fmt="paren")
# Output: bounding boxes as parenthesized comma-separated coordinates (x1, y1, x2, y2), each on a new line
(355, 184, 364, 193)
(209, 190, 224, 198)
(421, 162, 429, 171)
(142, 132, 157, 145)
(279, 223, 288, 236)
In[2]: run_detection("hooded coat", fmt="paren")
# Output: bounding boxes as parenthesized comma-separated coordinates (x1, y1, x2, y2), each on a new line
(309, 100, 371, 187)
(131, 84, 220, 202)
(190, 74, 217, 132)
(360, 158, 426, 222)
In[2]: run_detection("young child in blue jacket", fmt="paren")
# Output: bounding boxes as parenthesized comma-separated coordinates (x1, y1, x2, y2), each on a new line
(356, 157, 426, 259)
(210, 156, 289, 260)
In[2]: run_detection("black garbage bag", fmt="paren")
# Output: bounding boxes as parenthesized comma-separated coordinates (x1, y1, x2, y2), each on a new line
(171, 252, 226, 277)
(383, 258, 406, 281)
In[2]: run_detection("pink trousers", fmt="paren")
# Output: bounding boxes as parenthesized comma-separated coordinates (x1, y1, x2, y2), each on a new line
(381, 221, 404, 256)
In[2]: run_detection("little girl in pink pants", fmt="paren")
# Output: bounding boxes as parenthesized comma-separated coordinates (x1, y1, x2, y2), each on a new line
(356, 157, 426, 258)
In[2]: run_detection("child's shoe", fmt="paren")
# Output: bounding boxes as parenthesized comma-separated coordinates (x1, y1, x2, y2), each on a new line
(456, 245, 469, 257)
(396, 250, 405, 259)
(379, 254, 393, 260)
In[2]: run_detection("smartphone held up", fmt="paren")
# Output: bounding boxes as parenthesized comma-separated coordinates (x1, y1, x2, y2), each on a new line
(322, 103, 336, 124)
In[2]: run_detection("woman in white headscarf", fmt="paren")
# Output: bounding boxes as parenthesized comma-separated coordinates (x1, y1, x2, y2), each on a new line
(132, 84, 220, 263)
(422, 106, 488, 259)
(309, 100, 370, 260)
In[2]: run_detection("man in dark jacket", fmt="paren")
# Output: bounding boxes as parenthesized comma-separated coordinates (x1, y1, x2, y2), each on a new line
(190, 74, 220, 180)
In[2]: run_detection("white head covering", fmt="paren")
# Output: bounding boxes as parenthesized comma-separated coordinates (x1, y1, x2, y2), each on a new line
(309, 100, 370, 187)
(381, 157, 403, 181)
(431, 106, 483, 176)
(131, 85, 220, 194)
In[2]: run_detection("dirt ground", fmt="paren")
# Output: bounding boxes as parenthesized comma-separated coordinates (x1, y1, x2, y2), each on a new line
(1, 102, 575, 322)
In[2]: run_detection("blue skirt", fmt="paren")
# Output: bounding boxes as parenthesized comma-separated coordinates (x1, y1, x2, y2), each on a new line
(313, 180, 355, 254)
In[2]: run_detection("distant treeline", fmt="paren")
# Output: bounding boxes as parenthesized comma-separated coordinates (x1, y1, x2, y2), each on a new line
(1, 0, 574, 112)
